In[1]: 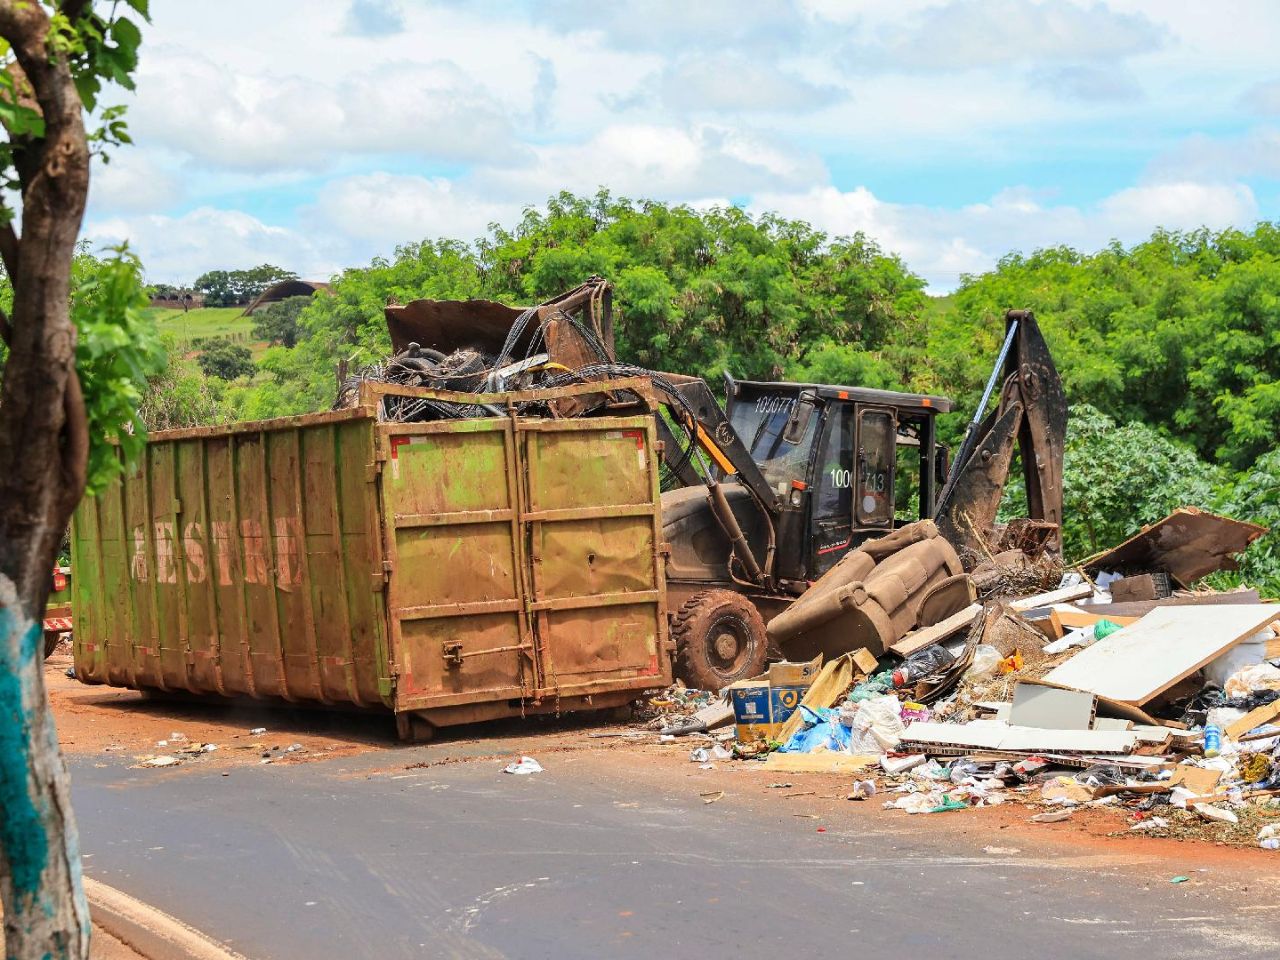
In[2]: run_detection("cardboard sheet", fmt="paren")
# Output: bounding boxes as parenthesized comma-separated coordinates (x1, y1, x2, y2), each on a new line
(1042, 604, 1280, 705)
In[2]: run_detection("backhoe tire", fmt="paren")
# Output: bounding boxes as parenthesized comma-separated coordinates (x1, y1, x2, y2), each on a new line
(672, 589, 768, 691)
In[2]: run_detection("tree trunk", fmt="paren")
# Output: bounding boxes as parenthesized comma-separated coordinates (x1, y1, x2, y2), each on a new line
(0, 3, 94, 958)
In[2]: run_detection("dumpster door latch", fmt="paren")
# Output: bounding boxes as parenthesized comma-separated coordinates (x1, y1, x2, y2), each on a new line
(443, 642, 464, 668)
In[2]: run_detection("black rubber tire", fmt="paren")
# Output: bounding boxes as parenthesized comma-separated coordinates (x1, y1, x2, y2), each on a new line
(43, 631, 62, 659)
(671, 589, 769, 691)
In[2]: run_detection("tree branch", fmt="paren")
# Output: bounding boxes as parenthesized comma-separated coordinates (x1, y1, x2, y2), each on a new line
(60, 0, 93, 23)
(60, 364, 88, 509)
(0, 217, 19, 278)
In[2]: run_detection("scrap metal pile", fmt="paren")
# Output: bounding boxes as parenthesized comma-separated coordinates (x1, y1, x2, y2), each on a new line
(333, 277, 703, 481)
(339, 278, 658, 417)
(650, 507, 1280, 848)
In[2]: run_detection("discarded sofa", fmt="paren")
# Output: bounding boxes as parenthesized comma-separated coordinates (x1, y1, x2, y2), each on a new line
(766, 520, 974, 660)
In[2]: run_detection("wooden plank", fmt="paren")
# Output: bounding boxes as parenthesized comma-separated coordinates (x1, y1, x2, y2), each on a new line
(890, 603, 982, 657)
(1055, 610, 1139, 629)
(1224, 699, 1280, 741)
(1042, 605, 1280, 706)
(1079, 507, 1266, 587)
(762, 752, 880, 774)
(1009, 584, 1093, 611)
(1169, 765, 1222, 795)
(1081, 590, 1262, 620)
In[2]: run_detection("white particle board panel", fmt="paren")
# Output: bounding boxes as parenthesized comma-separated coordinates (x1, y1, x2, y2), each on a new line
(900, 721, 1138, 754)
(1042, 604, 1280, 705)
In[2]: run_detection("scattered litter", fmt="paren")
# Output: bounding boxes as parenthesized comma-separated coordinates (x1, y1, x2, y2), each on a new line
(502, 757, 543, 775)
(1030, 810, 1073, 823)
(250, 727, 267, 736)
(1130, 818, 1169, 832)
(1170, 876, 1190, 884)
(847, 780, 877, 800)
(701, 791, 724, 804)
(689, 744, 733, 763)
(139, 756, 180, 768)
(983, 846, 1021, 855)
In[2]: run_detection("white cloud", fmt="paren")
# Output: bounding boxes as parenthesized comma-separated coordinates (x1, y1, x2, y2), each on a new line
(654, 55, 844, 113)
(477, 123, 827, 200)
(1241, 80, 1280, 116)
(88, 151, 184, 215)
(85, 208, 340, 284)
(130, 49, 518, 171)
(750, 180, 1258, 289)
(530, 0, 812, 53)
(849, 0, 1164, 72)
(1149, 128, 1280, 182)
(307, 172, 518, 244)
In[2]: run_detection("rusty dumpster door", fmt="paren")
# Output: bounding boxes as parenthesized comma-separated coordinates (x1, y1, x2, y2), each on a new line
(380, 412, 670, 723)
(519, 417, 669, 700)
(379, 419, 538, 714)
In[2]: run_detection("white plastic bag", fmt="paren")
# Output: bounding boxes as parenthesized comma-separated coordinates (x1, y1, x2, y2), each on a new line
(846, 695, 905, 754)
(1205, 631, 1271, 689)
(503, 756, 543, 775)
(964, 644, 1002, 680)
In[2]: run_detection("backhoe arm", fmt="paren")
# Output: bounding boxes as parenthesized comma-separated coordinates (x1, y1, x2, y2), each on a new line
(935, 309, 1067, 557)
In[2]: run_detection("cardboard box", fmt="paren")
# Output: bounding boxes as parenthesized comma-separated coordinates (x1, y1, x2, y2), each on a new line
(730, 671, 815, 742)
(730, 681, 776, 741)
(769, 683, 807, 729)
(767, 654, 823, 687)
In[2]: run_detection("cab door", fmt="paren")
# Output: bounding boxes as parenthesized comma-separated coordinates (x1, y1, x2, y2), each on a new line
(809, 402, 856, 577)
(855, 407, 897, 530)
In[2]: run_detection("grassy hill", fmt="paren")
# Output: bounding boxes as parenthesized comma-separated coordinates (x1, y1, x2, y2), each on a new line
(144, 306, 256, 350)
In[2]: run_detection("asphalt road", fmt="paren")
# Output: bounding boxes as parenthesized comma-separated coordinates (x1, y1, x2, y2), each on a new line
(71, 748, 1279, 960)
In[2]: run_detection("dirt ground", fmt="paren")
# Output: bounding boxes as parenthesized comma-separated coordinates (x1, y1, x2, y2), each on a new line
(47, 653, 1280, 879)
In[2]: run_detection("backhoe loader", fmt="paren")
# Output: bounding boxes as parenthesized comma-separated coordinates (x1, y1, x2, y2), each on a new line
(654, 309, 1066, 689)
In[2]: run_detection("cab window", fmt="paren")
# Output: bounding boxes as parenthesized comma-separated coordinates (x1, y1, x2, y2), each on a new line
(814, 404, 855, 519)
(856, 409, 896, 525)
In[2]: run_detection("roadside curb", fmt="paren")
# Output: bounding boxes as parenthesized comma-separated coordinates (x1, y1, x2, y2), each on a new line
(84, 878, 249, 960)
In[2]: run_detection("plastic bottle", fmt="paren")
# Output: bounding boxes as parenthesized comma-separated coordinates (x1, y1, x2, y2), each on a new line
(1203, 724, 1222, 758)
(1261, 839, 1280, 851)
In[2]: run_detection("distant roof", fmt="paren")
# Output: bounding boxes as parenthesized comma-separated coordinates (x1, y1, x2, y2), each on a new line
(242, 279, 332, 315)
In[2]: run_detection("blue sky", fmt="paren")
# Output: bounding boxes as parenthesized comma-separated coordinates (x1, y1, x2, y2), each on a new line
(82, 0, 1280, 290)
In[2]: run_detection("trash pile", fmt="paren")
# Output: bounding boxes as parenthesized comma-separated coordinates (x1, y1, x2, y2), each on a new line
(647, 507, 1280, 849)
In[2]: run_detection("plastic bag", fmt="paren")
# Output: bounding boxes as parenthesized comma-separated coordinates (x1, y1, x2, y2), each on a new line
(1092, 618, 1124, 641)
(848, 670, 895, 703)
(503, 756, 543, 775)
(779, 706, 853, 753)
(1259, 824, 1280, 850)
(847, 695, 905, 754)
(893, 645, 956, 686)
(964, 645, 1002, 680)
(1225, 663, 1280, 700)
(1206, 631, 1271, 689)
